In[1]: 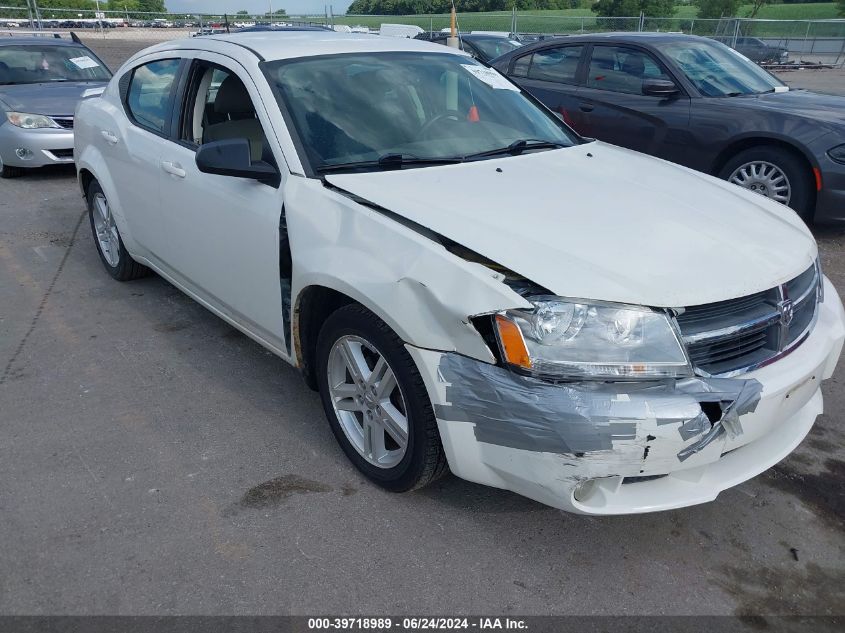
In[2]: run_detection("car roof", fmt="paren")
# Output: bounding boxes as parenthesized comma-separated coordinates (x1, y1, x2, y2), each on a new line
(0, 37, 86, 47)
(234, 25, 332, 33)
(492, 32, 713, 61)
(142, 31, 467, 62)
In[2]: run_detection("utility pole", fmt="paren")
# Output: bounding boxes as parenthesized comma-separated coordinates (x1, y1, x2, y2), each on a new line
(30, 0, 43, 30)
(446, 1, 458, 49)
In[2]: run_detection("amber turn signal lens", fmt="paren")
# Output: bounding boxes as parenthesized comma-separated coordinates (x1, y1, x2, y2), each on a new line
(495, 314, 532, 369)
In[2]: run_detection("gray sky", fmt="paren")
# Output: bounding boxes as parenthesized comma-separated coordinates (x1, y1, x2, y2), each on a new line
(168, 0, 355, 16)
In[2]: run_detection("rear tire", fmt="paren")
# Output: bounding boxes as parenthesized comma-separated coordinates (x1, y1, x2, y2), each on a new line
(718, 147, 814, 221)
(316, 304, 449, 492)
(87, 181, 150, 281)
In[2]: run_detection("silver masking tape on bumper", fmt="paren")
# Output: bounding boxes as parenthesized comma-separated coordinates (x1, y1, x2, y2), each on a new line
(434, 354, 762, 459)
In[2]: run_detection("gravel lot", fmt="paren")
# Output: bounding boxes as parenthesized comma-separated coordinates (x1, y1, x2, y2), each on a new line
(0, 39, 843, 621)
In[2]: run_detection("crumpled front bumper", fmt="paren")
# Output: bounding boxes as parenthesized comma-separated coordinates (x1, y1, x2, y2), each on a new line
(408, 277, 845, 515)
(0, 122, 74, 168)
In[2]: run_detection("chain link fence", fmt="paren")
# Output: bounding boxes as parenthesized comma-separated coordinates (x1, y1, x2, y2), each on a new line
(1, 6, 843, 66)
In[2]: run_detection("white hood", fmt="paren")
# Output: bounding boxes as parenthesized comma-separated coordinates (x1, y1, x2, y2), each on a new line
(326, 142, 817, 308)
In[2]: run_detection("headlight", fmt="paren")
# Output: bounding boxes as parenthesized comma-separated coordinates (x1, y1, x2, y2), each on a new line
(828, 143, 845, 165)
(5, 112, 61, 129)
(494, 296, 692, 380)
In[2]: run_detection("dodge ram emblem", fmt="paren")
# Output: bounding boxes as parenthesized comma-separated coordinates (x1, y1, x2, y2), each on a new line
(778, 299, 794, 327)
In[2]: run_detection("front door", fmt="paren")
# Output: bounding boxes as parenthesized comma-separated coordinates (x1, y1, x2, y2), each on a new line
(155, 54, 288, 352)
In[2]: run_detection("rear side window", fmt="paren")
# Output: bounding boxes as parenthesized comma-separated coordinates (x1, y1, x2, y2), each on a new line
(514, 46, 584, 85)
(126, 59, 179, 135)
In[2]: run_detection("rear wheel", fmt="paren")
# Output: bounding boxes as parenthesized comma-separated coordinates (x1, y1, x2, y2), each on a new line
(0, 155, 23, 178)
(87, 181, 150, 281)
(316, 304, 448, 492)
(719, 147, 814, 221)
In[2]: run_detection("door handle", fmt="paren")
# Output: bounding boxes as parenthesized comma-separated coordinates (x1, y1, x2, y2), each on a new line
(101, 130, 119, 145)
(579, 103, 594, 113)
(161, 161, 186, 179)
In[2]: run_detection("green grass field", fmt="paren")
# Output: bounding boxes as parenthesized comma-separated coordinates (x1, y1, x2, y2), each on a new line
(332, 2, 841, 31)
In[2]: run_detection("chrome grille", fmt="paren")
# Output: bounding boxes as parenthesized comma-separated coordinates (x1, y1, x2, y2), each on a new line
(676, 263, 820, 375)
(52, 116, 73, 129)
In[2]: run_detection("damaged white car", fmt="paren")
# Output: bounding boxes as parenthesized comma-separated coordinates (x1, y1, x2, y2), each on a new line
(74, 32, 845, 514)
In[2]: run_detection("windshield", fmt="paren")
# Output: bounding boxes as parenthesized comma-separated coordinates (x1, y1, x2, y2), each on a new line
(469, 37, 522, 61)
(656, 39, 783, 97)
(262, 52, 578, 172)
(0, 45, 111, 85)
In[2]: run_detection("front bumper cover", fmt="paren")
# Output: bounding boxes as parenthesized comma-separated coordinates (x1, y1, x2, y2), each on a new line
(408, 276, 845, 515)
(0, 122, 74, 168)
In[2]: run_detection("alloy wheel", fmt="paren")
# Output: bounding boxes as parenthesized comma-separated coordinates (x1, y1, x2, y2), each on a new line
(728, 160, 791, 205)
(326, 335, 409, 469)
(92, 192, 120, 267)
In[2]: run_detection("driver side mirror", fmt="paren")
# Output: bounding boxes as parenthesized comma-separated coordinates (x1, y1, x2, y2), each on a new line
(196, 138, 279, 186)
(642, 78, 680, 98)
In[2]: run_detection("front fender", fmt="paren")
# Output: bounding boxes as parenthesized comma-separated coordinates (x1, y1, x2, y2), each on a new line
(285, 176, 531, 363)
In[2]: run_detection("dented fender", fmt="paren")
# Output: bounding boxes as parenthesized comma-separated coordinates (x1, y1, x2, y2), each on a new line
(284, 176, 531, 363)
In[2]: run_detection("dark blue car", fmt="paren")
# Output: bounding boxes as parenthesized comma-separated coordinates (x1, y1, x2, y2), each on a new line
(492, 33, 845, 223)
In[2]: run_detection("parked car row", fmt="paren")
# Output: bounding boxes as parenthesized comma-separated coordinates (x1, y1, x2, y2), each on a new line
(67, 31, 844, 515)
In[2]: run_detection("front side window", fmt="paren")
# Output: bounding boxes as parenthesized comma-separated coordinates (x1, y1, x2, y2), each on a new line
(586, 46, 671, 95)
(179, 62, 268, 162)
(126, 58, 179, 134)
(526, 46, 584, 84)
(263, 52, 579, 173)
(0, 45, 111, 85)
(656, 39, 783, 97)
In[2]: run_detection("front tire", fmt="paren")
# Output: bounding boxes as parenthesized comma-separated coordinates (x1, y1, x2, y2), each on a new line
(87, 181, 150, 281)
(719, 147, 814, 221)
(0, 156, 23, 178)
(316, 304, 448, 492)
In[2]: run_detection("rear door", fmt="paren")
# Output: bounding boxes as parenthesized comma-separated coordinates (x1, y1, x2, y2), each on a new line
(505, 45, 586, 130)
(109, 56, 182, 261)
(575, 44, 691, 164)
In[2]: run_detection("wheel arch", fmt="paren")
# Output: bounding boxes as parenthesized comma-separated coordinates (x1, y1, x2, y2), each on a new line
(75, 152, 139, 253)
(711, 135, 819, 182)
(293, 283, 357, 390)
(78, 167, 96, 199)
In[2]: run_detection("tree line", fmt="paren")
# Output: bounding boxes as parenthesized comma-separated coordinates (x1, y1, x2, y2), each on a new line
(3, 0, 166, 13)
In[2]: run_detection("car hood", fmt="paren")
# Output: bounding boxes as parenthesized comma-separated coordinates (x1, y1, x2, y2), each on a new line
(325, 142, 817, 308)
(0, 81, 106, 116)
(726, 89, 845, 126)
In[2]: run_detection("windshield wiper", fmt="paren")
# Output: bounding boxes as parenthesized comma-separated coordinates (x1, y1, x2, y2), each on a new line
(316, 153, 464, 174)
(464, 138, 566, 160)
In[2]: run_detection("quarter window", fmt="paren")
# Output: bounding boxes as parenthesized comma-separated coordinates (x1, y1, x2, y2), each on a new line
(586, 46, 670, 95)
(126, 59, 179, 135)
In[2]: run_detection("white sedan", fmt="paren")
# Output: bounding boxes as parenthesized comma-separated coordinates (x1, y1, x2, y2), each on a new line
(74, 32, 845, 514)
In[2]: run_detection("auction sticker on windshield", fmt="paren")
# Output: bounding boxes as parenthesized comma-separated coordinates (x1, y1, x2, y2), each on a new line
(461, 64, 519, 91)
(69, 56, 100, 69)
